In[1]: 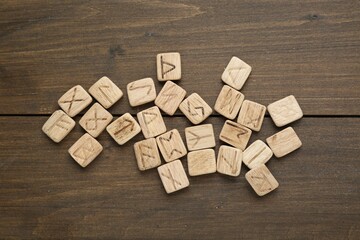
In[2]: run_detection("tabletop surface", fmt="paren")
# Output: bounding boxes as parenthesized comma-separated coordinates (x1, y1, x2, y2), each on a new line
(0, 1, 359, 239)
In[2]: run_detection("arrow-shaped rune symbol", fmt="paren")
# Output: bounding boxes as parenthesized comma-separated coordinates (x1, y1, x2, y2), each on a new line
(114, 119, 134, 136)
(187, 131, 212, 147)
(187, 101, 204, 116)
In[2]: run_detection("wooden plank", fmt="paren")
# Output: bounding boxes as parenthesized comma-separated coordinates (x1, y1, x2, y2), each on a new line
(0, 116, 359, 239)
(0, 0, 359, 115)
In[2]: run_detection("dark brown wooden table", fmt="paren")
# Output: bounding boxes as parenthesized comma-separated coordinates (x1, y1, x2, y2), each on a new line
(1, 1, 359, 239)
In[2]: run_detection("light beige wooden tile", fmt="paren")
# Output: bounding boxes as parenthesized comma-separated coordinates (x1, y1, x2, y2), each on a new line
(79, 103, 113, 138)
(267, 95, 303, 127)
(106, 113, 141, 145)
(179, 93, 212, 124)
(185, 124, 215, 151)
(221, 56, 252, 90)
(217, 145, 242, 177)
(219, 120, 252, 150)
(127, 78, 157, 107)
(156, 52, 181, 81)
(157, 160, 189, 194)
(68, 133, 103, 168)
(42, 110, 76, 143)
(88, 76, 123, 109)
(266, 127, 302, 158)
(245, 164, 279, 196)
(155, 81, 186, 115)
(243, 140, 273, 169)
(58, 85, 92, 117)
(137, 106, 166, 138)
(156, 129, 187, 162)
(237, 100, 266, 132)
(187, 149, 216, 176)
(214, 85, 244, 119)
(134, 138, 161, 171)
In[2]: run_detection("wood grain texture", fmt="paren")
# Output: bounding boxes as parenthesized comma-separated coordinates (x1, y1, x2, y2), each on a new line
(0, 116, 359, 239)
(0, 0, 359, 115)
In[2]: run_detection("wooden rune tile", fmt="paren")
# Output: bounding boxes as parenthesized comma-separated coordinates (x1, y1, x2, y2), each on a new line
(245, 164, 279, 196)
(243, 140, 273, 169)
(179, 93, 212, 124)
(267, 95, 303, 127)
(217, 145, 243, 177)
(185, 124, 215, 151)
(157, 160, 189, 194)
(214, 85, 244, 119)
(156, 129, 187, 162)
(155, 81, 186, 115)
(221, 56, 252, 90)
(156, 52, 181, 81)
(219, 120, 252, 150)
(58, 85, 92, 117)
(137, 106, 166, 138)
(237, 100, 266, 132)
(42, 110, 76, 143)
(187, 149, 216, 176)
(88, 76, 123, 109)
(266, 127, 302, 158)
(134, 138, 161, 171)
(79, 103, 113, 138)
(106, 113, 141, 145)
(127, 78, 157, 107)
(68, 133, 103, 168)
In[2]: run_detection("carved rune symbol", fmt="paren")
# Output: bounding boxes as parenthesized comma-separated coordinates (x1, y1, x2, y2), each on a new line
(99, 85, 113, 104)
(251, 173, 272, 192)
(161, 55, 176, 78)
(114, 119, 135, 136)
(227, 67, 243, 84)
(161, 168, 182, 189)
(220, 89, 241, 114)
(221, 153, 238, 175)
(85, 109, 108, 130)
(247, 147, 266, 165)
(142, 111, 157, 124)
(73, 140, 95, 161)
(48, 115, 72, 132)
(244, 107, 265, 128)
(187, 131, 212, 147)
(186, 101, 204, 116)
(159, 132, 182, 157)
(128, 83, 152, 94)
(60, 87, 85, 113)
(225, 122, 248, 139)
(139, 144, 155, 167)
(162, 84, 177, 102)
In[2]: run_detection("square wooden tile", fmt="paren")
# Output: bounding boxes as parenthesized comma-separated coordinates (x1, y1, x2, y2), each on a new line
(267, 95, 303, 127)
(137, 106, 166, 138)
(156, 129, 187, 162)
(179, 93, 212, 124)
(134, 138, 161, 171)
(237, 100, 266, 132)
(185, 124, 215, 151)
(266, 127, 302, 158)
(217, 145, 242, 177)
(219, 120, 252, 150)
(187, 149, 216, 176)
(243, 140, 273, 169)
(89, 76, 123, 109)
(214, 85, 244, 119)
(156, 52, 181, 81)
(58, 85, 92, 117)
(42, 110, 76, 143)
(127, 78, 157, 107)
(79, 103, 113, 138)
(155, 81, 186, 115)
(157, 160, 189, 194)
(245, 164, 279, 196)
(106, 113, 141, 145)
(68, 133, 103, 168)
(221, 56, 252, 90)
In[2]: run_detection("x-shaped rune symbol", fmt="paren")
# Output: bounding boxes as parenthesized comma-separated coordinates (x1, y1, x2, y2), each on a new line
(60, 87, 85, 113)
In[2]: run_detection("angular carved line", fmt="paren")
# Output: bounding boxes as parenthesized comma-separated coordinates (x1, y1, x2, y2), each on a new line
(187, 131, 212, 147)
(85, 109, 108, 130)
(73, 140, 95, 161)
(186, 101, 204, 116)
(129, 83, 152, 94)
(60, 87, 85, 113)
(99, 85, 113, 104)
(139, 144, 155, 168)
(161, 55, 176, 78)
(47, 115, 71, 132)
(114, 119, 135, 136)
(142, 111, 157, 124)
(219, 89, 241, 114)
(161, 168, 182, 189)
(251, 173, 272, 192)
